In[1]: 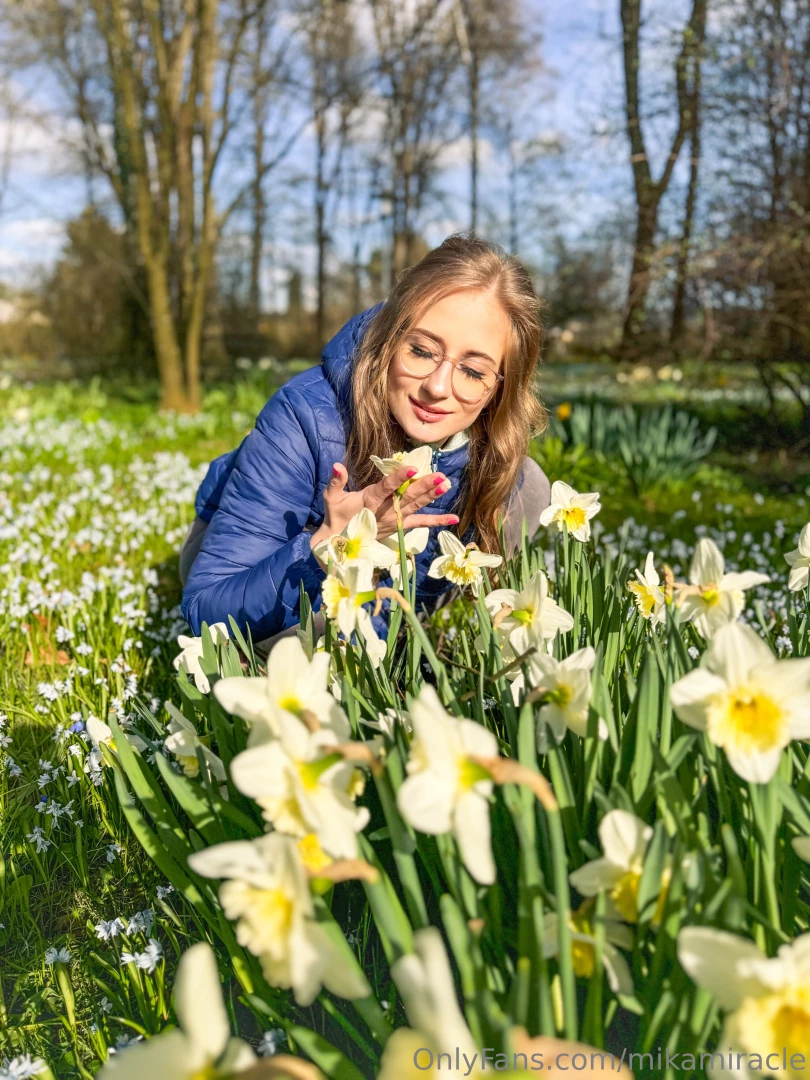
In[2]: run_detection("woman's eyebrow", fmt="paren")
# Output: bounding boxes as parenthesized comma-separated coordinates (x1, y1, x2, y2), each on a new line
(411, 327, 497, 365)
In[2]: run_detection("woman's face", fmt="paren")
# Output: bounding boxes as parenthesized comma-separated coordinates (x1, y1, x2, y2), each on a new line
(387, 288, 510, 446)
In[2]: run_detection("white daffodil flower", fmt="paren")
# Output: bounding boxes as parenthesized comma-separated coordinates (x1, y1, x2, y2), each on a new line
(97, 941, 255, 1078)
(538, 481, 601, 542)
(213, 636, 349, 746)
(543, 906, 634, 995)
(569, 809, 668, 923)
(511, 647, 606, 743)
(229, 710, 369, 858)
(627, 552, 666, 624)
(163, 702, 227, 785)
(86, 715, 147, 755)
(785, 523, 810, 592)
(379, 927, 478, 1080)
(173, 623, 230, 694)
(321, 561, 386, 667)
(396, 685, 498, 884)
(670, 621, 810, 783)
(485, 571, 574, 655)
(359, 707, 412, 739)
(313, 508, 398, 572)
(370, 445, 433, 482)
(188, 833, 368, 1008)
(427, 531, 503, 598)
(678, 927, 810, 1074)
(675, 538, 769, 639)
(381, 527, 430, 585)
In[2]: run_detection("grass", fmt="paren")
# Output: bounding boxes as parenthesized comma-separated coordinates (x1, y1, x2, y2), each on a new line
(0, 372, 807, 1075)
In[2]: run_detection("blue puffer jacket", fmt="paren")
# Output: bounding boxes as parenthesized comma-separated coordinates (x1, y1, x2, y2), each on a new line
(181, 303, 476, 639)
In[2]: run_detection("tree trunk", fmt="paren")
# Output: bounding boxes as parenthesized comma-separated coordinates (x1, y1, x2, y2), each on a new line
(145, 256, 189, 411)
(315, 84, 328, 343)
(469, 48, 479, 233)
(249, 5, 268, 330)
(622, 208, 658, 342)
(671, 120, 700, 345)
(619, 0, 707, 353)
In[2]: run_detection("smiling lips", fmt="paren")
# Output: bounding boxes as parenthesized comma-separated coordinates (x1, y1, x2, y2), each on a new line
(409, 396, 451, 423)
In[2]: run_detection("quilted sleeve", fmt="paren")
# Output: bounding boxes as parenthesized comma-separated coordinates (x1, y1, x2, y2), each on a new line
(180, 386, 326, 639)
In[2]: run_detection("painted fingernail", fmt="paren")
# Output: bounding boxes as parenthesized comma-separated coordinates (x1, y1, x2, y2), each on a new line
(406, 468, 418, 478)
(432, 475, 444, 486)
(332, 465, 341, 477)
(448, 516, 459, 524)
(437, 484, 449, 495)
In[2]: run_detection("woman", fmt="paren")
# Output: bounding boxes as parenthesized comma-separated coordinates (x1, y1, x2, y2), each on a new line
(180, 234, 550, 644)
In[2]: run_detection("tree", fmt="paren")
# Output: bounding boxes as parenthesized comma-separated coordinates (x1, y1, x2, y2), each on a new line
(300, 0, 364, 341)
(619, 0, 708, 351)
(452, 0, 538, 234)
(705, 0, 810, 437)
(46, 208, 154, 374)
(8, 0, 305, 410)
(367, 0, 463, 275)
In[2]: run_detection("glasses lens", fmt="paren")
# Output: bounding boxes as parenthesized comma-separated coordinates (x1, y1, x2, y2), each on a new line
(452, 362, 497, 402)
(400, 338, 439, 378)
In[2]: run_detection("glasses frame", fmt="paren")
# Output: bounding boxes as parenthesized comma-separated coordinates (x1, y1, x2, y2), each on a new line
(396, 336, 505, 405)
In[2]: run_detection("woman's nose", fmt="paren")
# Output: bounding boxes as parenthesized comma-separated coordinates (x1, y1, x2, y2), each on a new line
(422, 358, 454, 399)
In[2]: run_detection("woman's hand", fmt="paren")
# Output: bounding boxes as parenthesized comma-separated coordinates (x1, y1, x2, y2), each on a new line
(309, 462, 459, 552)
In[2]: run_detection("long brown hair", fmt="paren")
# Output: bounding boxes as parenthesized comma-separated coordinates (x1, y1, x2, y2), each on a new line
(346, 234, 547, 553)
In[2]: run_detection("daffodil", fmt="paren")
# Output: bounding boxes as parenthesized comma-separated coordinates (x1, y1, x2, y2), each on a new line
(427, 531, 503, 598)
(321, 560, 385, 663)
(173, 623, 230, 694)
(229, 709, 369, 858)
(485, 571, 574, 654)
(569, 809, 668, 923)
(543, 904, 634, 995)
(370, 444, 433, 492)
(675, 538, 769, 639)
(163, 702, 227, 785)
(670, 621, 810, 783)
(188, 833, 368, 1007)
(381, 526, 430, 585)
(538, 481, 601, 542)
(86, 716, 147, 756)
(627, 552, 666, 624)
(678, 927, 810, 1071)
(313, 509, 398, 572)
(396, 685, 498, 884)
(213, 636, 348, 746)
(378, 927, 478, 1080)
(785, 523, 810, 592)
(511, 647, 605, 742)
(359, 706, 412, 738)
(97, 941, 255, 1077)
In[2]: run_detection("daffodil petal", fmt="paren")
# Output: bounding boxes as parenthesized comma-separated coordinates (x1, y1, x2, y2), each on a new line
(677, 927, 766, 1011)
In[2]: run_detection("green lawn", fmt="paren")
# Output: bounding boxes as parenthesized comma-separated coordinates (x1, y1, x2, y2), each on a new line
(0, 373, 807, 1074)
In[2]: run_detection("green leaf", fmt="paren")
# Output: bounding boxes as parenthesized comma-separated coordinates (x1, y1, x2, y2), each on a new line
(289, 1026, 369, 1080)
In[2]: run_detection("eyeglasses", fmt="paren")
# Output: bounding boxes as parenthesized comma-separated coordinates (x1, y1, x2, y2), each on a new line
(397, 334, 504, 404)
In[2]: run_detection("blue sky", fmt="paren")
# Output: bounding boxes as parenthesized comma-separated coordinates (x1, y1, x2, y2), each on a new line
(0, 0, 693, 299)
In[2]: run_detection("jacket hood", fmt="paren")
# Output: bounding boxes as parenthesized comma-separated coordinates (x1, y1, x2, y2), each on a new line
(321, 302, 385, 430)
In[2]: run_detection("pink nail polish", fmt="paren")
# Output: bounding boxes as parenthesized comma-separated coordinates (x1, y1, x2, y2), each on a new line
(406, 467, 418, 478)
(432, 475, 444, 486)
(332, 465, 341, 476)
(449, 516, 459, 524)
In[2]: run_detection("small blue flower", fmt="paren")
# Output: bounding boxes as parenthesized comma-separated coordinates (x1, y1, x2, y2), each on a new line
(69, 720, 85, 733)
